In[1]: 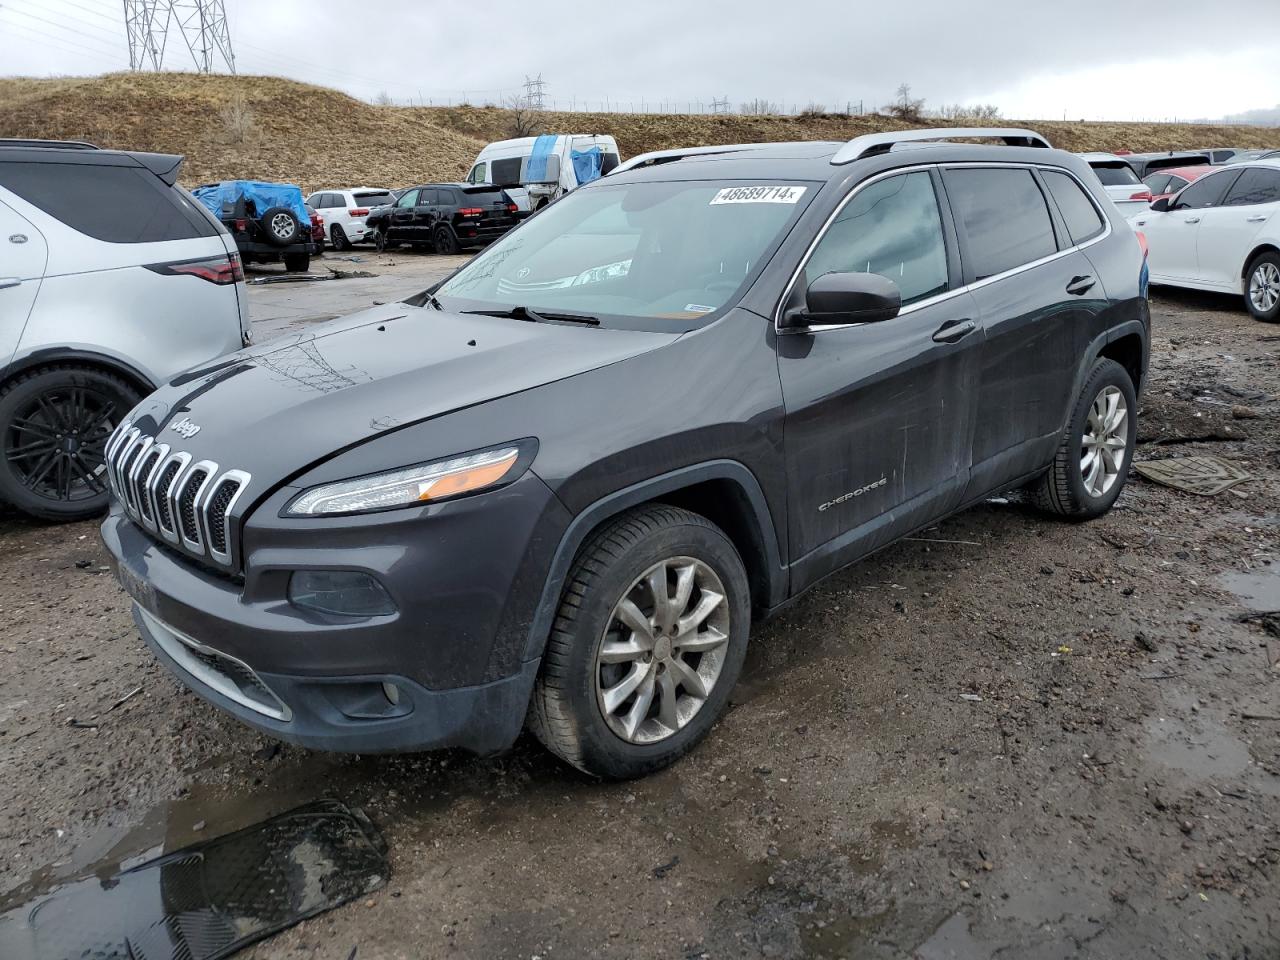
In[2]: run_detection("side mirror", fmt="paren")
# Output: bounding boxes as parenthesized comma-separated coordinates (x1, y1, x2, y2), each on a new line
(1150, 196, 1171, 212)
(781, 272, 902, 330)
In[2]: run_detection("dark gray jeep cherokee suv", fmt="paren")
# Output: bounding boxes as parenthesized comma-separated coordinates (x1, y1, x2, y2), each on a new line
(102, 128, 1149, 779)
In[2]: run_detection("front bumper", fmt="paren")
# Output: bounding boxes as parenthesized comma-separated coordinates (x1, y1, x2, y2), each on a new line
(101, 470, 569, 754)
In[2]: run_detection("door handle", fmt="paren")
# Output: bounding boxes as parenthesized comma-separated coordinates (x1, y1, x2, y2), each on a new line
(1066, 275, 1096, 296)
(1183, 216, 1201, 224)
(0, 278, 21, 290)
(1246, 215, 1267, 223)
(932, 319, 976, 343)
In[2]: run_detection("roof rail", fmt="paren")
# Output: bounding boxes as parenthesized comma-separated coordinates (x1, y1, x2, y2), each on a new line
(610, 143, 778, 176)
(0, 138, 99, 150)
(830, 128, 1051, 165)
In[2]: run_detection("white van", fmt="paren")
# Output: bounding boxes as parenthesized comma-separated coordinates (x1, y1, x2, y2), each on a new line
(465, 135, 621, 213)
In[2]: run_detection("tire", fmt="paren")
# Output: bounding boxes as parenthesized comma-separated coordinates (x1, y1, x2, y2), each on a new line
(1032, 358, 1137, 520)
(1244, 250, 1280, 322)
(433, 225, 459, 255)
(371, 228, 389, 252)
(282, 252, 310, 272)
(0, 365, 140, 522)
(528, 505, 751, 779)
(330, 224, 350, 251)
(260, 206, 301, 246)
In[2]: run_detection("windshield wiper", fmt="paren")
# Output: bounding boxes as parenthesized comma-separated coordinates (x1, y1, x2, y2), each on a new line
(462, 305, 599, 326)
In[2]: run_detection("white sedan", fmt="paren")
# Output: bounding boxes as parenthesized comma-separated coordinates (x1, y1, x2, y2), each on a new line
(1078, 152, 1152, 218)
(1130, 160, 1280, 322)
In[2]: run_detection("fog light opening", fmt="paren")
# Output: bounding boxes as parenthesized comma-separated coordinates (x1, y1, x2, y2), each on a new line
(381, 681, 401, 706)
(288, 570, 397, 618)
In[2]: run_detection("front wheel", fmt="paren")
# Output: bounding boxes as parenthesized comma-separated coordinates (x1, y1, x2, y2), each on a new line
(1245, 251, 1280, 322)
(0, 366, 139, 521)
(1032, 358, 1137, 520)
(528, 505, 751, 779)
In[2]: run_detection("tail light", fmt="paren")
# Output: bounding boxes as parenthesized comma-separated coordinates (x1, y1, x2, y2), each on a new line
(1135, 231, 1148, 260)
(349, 208, 369, 217)
(1129, 190, 1153, 201)
(146, 253, 244, 285)
(507, 203, 518, 214)
(233, 218, 247, 232)
(458, 207, 483, 217)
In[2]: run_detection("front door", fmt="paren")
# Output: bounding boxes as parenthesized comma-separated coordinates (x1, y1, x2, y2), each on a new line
(1196, 166, 1280, 290)
(1134, 168, 1239, 283)
(778, 169, 982, 588)
(388, 188, 419, 241)
(0, 199, 48, 367)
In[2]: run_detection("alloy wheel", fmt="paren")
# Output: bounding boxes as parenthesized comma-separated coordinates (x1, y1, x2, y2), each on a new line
(270, 212, 295, 240)
(595, 556, 731, 744)
(3, 386, 116, 503)
(1250, 261, 1280, 314)
(1080, 385, 1128, 497)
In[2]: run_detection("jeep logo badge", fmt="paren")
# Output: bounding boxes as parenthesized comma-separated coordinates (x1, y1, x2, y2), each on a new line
(169, 416, 201, 439)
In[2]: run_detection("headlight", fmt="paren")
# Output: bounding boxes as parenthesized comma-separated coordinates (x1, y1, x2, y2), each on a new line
(287, 444, 525, 516)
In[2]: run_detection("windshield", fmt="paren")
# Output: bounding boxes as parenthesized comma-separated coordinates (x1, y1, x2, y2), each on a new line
(434, 179, 815, 331)
(1092, 164, 1140, 186)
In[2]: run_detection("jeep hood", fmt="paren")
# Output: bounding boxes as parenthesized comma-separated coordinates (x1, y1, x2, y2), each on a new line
(124, 302, 677, 490)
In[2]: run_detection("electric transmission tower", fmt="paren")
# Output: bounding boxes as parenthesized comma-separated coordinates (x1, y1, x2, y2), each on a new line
(523, 73, 547, 110)
(123, 0, 236, 74)
(710, 96, 729, 115)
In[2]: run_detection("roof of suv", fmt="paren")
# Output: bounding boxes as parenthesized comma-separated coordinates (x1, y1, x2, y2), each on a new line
(0, 138, 184, 185)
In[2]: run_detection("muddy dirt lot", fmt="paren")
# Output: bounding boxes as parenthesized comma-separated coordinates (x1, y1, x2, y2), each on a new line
(0, 274, 1277, 959)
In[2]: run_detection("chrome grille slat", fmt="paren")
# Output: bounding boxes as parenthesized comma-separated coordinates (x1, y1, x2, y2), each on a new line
(104, 427, 250, 571)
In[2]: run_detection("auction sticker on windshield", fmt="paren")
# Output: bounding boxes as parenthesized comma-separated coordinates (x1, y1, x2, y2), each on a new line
(710, 185, 807, 205)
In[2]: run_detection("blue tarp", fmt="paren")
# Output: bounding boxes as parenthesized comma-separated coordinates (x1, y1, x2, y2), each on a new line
(192, 180, 310, 224)
(570, 146, 603, 186)
(524, 134, 558, 183)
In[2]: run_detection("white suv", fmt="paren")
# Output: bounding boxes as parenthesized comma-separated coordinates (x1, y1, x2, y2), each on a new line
(1132, 159, 1280, 322)
(305, 188, 396, 250)
(0, 139, 248, 521)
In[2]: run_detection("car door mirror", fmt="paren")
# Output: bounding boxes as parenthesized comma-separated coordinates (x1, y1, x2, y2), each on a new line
(1150, 196, 1171, 212)
(781, 272, 902, 330)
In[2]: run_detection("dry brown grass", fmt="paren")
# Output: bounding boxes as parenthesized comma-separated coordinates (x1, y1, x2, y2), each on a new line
(3, 73, 1280, 191)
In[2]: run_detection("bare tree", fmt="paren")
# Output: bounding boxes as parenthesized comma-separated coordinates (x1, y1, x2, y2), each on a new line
(504, 95, 538, 137)
(799, 102, 827, 118)
(883, 83, 925, 121)
(218, 90, 256, 144)
(937, 102, 1002, 121)
(739, 98, 781, 116)
(373, 90, 394, 106)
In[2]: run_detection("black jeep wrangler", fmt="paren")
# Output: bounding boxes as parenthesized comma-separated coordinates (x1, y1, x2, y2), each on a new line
(194, 181, 318, 272)
(104, 129, 1149, 779)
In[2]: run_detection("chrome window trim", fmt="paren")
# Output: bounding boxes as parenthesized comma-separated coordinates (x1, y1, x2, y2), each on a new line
(774, 161, 1113, 335)
(206, 469, 252, 567)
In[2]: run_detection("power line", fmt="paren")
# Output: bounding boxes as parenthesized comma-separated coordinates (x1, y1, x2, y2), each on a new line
(0, 16, 124, 65)
(2, 3, 128, 53)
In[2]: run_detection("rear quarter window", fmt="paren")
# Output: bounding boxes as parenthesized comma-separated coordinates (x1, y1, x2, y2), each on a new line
(0, 160, 218, 243)
(945, 167, 1058, 280)
(1042, 171, 1106, 245)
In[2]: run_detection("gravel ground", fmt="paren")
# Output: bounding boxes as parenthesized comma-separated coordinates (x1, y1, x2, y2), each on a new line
(0, 277, 1277, 959)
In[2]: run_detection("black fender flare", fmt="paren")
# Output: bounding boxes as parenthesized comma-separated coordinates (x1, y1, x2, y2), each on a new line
(522, 460, 786, 661)
(1, 348, 155, 396)
(1069, 317, 1150, 407)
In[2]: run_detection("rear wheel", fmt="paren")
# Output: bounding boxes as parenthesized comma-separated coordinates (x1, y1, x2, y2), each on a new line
(1245, 251, 1280, 322)
(433, 225, 459, 255)
(528, 505, 751, 779)
(0, 366, 139, 521)
(330, 223, 350, 251)
(283, 252, 310, 272)
(1032, 358, 1137, 520)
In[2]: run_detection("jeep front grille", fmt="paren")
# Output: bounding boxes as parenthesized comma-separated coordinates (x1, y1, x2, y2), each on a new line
(104, 421, 251, 570)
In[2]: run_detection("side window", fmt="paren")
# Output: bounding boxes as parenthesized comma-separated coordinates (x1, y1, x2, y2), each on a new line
(467, 164, 486, 184)
(1042, 171, 1105, 245)
(1224, 168, 1280, 206)
(395, 189, 419, 208)
(419, 188, 439, 205)
(327, 194, 344, 208)
(804, 171, 948, 306)
(946, 168, 1057, 280)
(1143, 174, 1171, 195)
(1171, 172, 1235, 210)
(0, 160, 217, 242)
(1165, 176, 1188, 194)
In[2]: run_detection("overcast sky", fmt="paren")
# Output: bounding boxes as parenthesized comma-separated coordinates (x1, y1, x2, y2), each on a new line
(1, 0, 1278, 122)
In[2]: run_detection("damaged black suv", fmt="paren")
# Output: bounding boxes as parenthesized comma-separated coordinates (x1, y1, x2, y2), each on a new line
(103, 128, 1149, 779)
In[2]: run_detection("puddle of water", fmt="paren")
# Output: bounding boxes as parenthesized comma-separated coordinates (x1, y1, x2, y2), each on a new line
(1145, 714, 1252, 781)
(1220, 568, 1280, 611)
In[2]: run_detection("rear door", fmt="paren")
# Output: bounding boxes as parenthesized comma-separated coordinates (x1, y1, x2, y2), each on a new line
(1195, 167, 1280, 290)
(943, 165, 1106, 492)
(388, 188, 419, 240)
(0, 198, 48, 367)
(778, 168, 982, 584)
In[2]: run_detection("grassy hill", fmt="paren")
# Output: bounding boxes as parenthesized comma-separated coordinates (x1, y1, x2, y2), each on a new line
(3, 72, 1280, 191)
